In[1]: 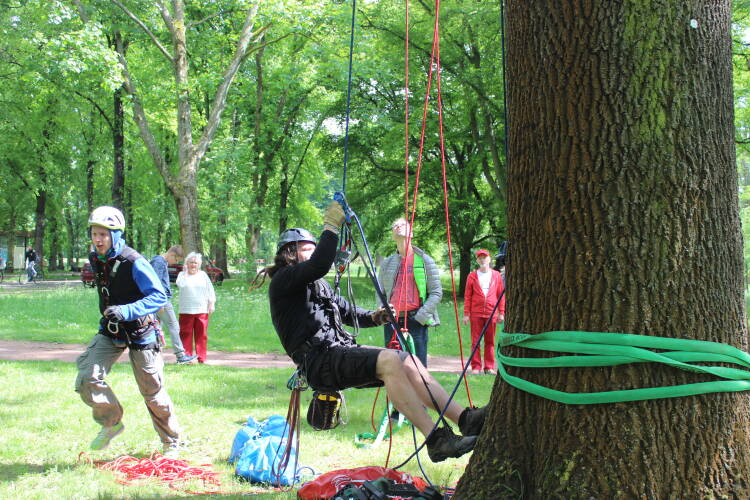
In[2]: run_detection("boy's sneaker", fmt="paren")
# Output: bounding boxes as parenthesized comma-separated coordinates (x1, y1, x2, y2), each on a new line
(91, 422, 124, 450)
(162, 441, 181, 459)
(426, 426, 476, 463)
(458, 406, 487, 436)
(176, 354, 198, 364)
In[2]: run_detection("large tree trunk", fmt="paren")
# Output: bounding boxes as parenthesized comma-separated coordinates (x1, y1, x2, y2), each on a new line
(173, 179, 202, 254)
(456, 2, 750, 498)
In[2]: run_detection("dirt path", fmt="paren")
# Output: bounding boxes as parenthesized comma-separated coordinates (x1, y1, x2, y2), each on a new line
(0, 339, 467, 373)
(0, 278, 469, 372)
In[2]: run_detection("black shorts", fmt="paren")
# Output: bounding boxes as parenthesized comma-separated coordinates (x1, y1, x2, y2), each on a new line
(304, 345, 409, 392)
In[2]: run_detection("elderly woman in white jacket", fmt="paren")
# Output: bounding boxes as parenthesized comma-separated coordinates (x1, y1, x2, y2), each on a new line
(176, 252, 216, 363)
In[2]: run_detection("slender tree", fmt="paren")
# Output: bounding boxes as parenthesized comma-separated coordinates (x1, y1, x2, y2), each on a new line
(456, 1, 750, 498)
(105, 0, 264, 252)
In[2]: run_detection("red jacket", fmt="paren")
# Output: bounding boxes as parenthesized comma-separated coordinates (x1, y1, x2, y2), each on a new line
(463, 269, 505, 320)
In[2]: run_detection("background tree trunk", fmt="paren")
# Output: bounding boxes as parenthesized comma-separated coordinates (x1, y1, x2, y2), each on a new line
(7, 209, 16, 270)
(108, 31, 126, 210)
(456, 1, 750, 498)
(48, 215, 59, 271)
(174, 180, 202, 253)
(105, 1, 260, 256)
(33, 173, 46, 267)
(111, 83, 125, 209)
(64, 207, 77, 270)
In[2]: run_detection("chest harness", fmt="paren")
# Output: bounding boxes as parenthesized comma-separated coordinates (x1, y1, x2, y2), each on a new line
(94, 248, 158, 349)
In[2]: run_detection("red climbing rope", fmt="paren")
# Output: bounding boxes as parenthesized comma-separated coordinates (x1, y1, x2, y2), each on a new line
(401, 0, 474, 406)
(432, 4, 473, 407)
(80, 452, 229, 495)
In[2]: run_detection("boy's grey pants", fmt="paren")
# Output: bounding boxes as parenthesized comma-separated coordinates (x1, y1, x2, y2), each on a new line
(75, 334, 180, 445)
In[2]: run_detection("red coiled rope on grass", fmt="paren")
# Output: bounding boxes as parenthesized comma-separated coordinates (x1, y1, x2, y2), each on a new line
(80, 452, 230, 495)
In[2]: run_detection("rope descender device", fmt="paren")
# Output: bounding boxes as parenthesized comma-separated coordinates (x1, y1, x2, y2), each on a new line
(333, 191, 353, 223)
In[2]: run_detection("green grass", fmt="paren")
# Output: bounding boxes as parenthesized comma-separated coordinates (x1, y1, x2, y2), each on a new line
(0, 360, 494, 499)
(0, 277, 482, 358)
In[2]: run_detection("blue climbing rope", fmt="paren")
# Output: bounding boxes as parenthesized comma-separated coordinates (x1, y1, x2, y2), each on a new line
(341, 0, 357, 194)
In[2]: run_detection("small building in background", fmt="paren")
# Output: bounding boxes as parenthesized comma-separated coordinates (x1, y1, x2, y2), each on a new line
(0, 231, 32, 270)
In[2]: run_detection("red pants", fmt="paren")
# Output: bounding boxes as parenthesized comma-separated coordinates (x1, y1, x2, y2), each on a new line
(469, 316, 497, 371)
(179, 313, 209, 363)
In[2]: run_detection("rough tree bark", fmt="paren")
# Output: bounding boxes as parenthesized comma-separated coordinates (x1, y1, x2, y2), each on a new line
(455, 1, 750, 498)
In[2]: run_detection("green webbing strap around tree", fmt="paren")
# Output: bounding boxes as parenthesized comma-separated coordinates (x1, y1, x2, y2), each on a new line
(497, 330, 750, 404)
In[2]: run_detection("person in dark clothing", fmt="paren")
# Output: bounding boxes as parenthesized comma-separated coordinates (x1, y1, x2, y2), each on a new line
(24, 247, 37, 282)
(263, 200, 486, 463)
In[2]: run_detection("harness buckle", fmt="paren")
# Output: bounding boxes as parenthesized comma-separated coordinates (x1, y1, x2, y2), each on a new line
(107, 320, 119, 335)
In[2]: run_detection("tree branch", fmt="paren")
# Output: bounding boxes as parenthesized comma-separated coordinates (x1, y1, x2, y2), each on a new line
(156, 0, 177, 39)
(365, 151, 417, 175)
(7, 159, 32, 190)
(73, 90, 114, 131)
(188, 10, 236, 28)
(359, 11, 501, 115)
(289, 112, 326, 189)
(472, 233, 503, 247)
(114, 37, 174, 187)
(193, 4, 263, 164)
(110, 0, 174, 63)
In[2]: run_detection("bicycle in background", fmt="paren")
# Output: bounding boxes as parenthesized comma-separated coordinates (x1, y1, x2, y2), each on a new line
(18, 262, 45, 284)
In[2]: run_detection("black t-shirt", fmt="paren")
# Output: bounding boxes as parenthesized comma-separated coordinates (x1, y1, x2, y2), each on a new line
(25, 249, 37, 263)
(268, 230, 376, 357)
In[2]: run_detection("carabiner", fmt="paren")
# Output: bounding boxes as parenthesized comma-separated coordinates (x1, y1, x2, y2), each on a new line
(107, 320, 119, 335)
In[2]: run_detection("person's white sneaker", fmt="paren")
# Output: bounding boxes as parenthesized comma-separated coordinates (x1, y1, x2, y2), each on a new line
(90, 422, 124, 450)
(162, 441, 181, 459)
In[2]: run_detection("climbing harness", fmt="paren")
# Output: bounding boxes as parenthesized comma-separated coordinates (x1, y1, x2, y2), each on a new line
(93, 249, 158, 345)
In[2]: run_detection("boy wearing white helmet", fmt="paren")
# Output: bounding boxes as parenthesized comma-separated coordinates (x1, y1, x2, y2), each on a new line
(75, 206, 182, 455)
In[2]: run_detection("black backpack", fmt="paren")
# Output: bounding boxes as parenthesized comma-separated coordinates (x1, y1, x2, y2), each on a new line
(332, 477, 446, 500)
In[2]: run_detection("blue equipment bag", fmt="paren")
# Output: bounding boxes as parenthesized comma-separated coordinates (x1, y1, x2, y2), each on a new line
(229, 415, 304, 486)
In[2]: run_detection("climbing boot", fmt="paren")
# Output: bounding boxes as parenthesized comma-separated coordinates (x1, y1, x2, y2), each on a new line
(459, 405, 487, 436)
(425, 426, 477, 463)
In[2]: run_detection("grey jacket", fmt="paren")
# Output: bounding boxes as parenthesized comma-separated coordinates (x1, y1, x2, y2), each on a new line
(377, 246, 442, 326)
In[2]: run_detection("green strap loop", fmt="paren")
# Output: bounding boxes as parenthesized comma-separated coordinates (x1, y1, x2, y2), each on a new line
(354, 333, 415, 447)
(497, 330, 750, 404)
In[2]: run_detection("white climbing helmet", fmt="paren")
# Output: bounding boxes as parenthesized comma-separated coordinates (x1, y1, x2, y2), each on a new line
(88, 206, 125, 230)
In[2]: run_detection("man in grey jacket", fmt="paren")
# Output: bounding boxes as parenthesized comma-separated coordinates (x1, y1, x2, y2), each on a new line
(150, 245, 197, 364)
(377, 217, 442, 367)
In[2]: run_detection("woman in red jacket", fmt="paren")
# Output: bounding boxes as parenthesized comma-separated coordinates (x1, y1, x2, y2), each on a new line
(462, 249, 506, 374)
